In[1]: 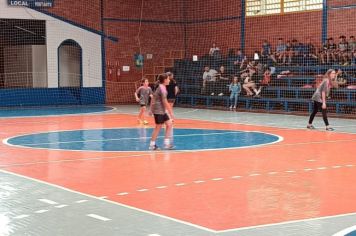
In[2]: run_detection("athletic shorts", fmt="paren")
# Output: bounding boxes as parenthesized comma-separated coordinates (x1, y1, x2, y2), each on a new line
(167, 98, 176, 103)
(153, 113, 170, 124)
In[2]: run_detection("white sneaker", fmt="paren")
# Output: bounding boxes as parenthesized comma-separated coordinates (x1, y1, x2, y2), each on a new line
(256, 87, 262, 95)
(233, 106, 236, 109)
(229, 106, 233, 110)
(149, 145, 160, 151)
(218, 93, 224, 96)
(211, 92, 215, 96)
(164, 144, 175, 150)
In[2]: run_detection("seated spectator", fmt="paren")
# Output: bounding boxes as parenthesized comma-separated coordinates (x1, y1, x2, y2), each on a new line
(242, 68, 261, 97)
(303, 38, 318, 65)
(332, 69, 347, 88)
(275, 38, 287, 64)
(291, 39, 304, 65)
(260, 68, 272, 86)
(321, 37, 337, 64)
(260, 40, 277, 65)
(202, 66, 218, 95)
(337, 36, 349, 65)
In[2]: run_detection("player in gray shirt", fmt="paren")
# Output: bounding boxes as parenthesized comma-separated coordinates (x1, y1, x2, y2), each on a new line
(149, 73, 174, 150)
(307, 69, 336, 131)
(135, 78, 153, 125)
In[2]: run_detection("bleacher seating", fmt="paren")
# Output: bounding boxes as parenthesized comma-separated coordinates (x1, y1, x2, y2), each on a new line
(174, 59, 356, 114)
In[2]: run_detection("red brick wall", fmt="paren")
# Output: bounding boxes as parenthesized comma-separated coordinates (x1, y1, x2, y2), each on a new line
(185, 0, 242, 57)
(47, 0, 102, 31)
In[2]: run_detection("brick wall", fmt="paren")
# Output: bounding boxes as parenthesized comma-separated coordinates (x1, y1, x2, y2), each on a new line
(47, 0, 102, 31)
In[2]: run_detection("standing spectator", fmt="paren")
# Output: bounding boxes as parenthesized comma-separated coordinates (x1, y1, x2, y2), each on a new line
(348, 36, 356, 65)
(260, 40, 277, 65)
(229, 76, 241, 110)
(307, 69, 335, 131)
(337, 36, 349, 65)
(275, 38, 287, 64)
(285, 40, 293, 64)
(216, 66, 230, 96)
(209, 43, 221, 57)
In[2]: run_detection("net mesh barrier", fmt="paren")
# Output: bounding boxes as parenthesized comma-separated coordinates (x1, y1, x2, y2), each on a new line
(0, 0, 355, 115)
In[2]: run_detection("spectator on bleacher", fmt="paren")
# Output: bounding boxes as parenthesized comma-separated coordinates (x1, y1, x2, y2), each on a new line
(242, 68, 262, 97)
(215, 66, 230, 96)
(321, 37, 337, 64)
(303, 38, 318, 65)
(307, 69, 336, 131)
(337, 36, 349, 66)
(209, 43, 221, 57)
(260, 40, 277, 65)
(260, 68, 272, 86)
(332, 69, 347, 88)
(233, 49, 247, 70)
(229, 76, 241, 110)
(275, 38, 287, 64)
(291, 39, 305, 65)
(202, 66, 218, 95)
(285, 40, 293, 65)
(348, 36, 356, 65)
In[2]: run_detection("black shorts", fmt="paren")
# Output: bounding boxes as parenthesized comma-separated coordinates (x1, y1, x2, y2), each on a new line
(167, 98, 176, 103)
(139, 104, 147, 107)
(154, 113, 170, 124)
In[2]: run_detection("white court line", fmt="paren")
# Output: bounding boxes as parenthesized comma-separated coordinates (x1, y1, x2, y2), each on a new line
(0, 185, 16, 191)
(35, 209, 49, 214)
(38, 199, 58, 205)
(211, 178, 223, 181)
(268, 172, 278, 175)
(0, 170, 216, 233)
(137, 189, 149, 192)
(75, 200, 88, 203)
(332, 225, 356, 236)
(216, 212, 356, 233)
(87, 214, 111, 221)
(193, 180, 205, 183)
(249, 173, 261, 177)
(54, 205, 68, 208)
(231, 175, 242, 179)
(156, 186, 168, 189)
(2, 127, 284, 153)
(117, 192, 129, 196)
(3, 130, 268, 146)
(175, 183, 186, 186)
(13, 214, 29, 219)
(0, 106, 116, 119)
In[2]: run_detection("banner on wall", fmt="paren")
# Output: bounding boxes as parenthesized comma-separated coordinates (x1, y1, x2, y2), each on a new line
(7, 0, 54, 7)
(134, 53, 144, 68)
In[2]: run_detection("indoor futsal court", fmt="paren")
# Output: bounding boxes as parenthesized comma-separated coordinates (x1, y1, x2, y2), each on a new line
(1, 0, 356, 235)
